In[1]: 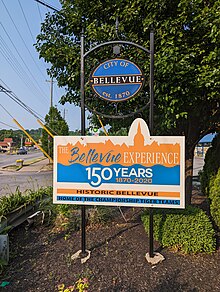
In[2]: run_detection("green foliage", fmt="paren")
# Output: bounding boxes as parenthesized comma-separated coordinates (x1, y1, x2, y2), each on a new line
(37, 191, 79, 228)
(0, 259, 8, 274)
(38, 194, 116, 229)
(0, 225, 12, 235)
(0, 129, 20, 145)
(88, 206, 117, 225)
(108, 127, 128, 136)
(0, 187, 81, 233)
(162, 208, 215, 253)
(69, 129, 81, 136)
(41, 106, 69, 158)
(209, 169, 220, 229)
(28, 128, 42, 143)
(141, 206, 216, 254)
(0, 129, 42, 146)
(0, 187, 52, 217)
(35, 0, 220, 132)
(200, 133, 220, 195)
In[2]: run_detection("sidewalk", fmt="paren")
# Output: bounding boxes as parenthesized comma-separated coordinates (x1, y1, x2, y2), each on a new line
(19, 157, 53, 172)
(193, 156, 205, 176)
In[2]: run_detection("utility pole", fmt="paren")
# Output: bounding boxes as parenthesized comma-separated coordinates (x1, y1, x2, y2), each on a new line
(50, 78, 53, 108)
(20, 134, 23, 148)
(46, 78, 56, 159)
(46, 78, 56, 109)
(63, 109, 68, 120)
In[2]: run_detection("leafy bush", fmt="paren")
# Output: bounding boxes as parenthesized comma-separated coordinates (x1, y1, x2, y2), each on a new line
(141, 206, 216, 254)
(200, 133, 220, 195)
(162, 208, 215, 253)
(38, 192, 80, 228)
(0, 187, 52, 217)
(38, 194, 117, 231)
(209, 169, 220, 229)
(88, 206, 118, 225)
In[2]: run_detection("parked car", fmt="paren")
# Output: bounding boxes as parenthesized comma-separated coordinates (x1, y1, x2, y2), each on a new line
(17, 148, 27, 155)
(0, 149, 7, 153)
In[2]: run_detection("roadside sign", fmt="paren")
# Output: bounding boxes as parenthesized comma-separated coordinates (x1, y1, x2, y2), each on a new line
(53, 118, 185, 208)
(90, 58, 145, 102)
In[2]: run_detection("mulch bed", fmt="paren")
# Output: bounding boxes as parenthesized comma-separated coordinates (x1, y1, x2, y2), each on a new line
(0, 204, 220, 292)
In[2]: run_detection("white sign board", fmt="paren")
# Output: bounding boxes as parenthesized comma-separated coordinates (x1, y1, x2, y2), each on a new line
(53, 118, 185, 208)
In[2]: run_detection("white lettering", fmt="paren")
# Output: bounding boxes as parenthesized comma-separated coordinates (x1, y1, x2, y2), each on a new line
(94, 78, 99, 84)
(113, 167, 121, 177)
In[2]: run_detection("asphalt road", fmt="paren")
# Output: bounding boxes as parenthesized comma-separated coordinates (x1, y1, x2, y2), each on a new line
(0, 150, 45, 168)
(0, 151, 52, 196)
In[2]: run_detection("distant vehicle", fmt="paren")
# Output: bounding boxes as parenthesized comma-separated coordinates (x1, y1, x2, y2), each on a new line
(17, 147, 27, 155)
(28, 146, 38, 151)
(0, 149, 7, 153)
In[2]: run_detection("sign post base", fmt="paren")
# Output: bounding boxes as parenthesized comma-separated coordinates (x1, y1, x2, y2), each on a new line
(71, 249, 91, 264)
(145, 252, 165, 265)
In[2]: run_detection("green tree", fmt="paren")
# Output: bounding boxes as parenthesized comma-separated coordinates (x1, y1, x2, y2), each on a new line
(36, 0, 220, 204)
(0, 129, 23, 146)
(0, 128, 42, 147)
(28, 128, 42, 142)
(42, 106, 69, 158)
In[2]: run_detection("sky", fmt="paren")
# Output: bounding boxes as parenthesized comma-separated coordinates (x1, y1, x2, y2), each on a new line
(0, 0, 81, 131)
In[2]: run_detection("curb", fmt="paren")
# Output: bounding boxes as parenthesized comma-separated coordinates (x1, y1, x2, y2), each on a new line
(1, 157, 48, 172)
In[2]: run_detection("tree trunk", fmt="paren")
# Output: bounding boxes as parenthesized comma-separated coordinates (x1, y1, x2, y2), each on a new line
(184, 114, 202, 205)
(185, 149, 194, 205)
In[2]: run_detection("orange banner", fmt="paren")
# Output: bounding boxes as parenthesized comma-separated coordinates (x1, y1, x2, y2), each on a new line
(57, 188, 180, 198)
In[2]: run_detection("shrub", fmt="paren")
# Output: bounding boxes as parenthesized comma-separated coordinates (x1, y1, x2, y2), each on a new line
(200, 133, 220, 195)
(38, 193, 80, 228)
(87, 206, 118, 225)
(141, 206, 216, 254)
(162, 207, 216, 253)
(39, 195, 117, 231)
(209, 169, 220, 229)
(0, 186, 52, 217)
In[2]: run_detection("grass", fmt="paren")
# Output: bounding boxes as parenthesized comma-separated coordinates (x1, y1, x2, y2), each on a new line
(23, 157, 46, 166)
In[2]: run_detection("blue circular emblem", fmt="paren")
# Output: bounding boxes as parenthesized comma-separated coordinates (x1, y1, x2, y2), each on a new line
(90, 58, 145, 102)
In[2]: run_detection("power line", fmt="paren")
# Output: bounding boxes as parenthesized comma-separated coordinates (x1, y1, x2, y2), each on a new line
(18, 0, 36, 45)
(0, 79, 10, 90)
(7, 91, 45, 121)
(0, 104, 14, 119)
(18, 0, 50, 87)
(32, 0, 52, 92)
(36, 1, 43, 22)
(0, 31, 46, 101)
(1, 0, 49, 99)
(0, 82, 60, 135)
(0, 37, 38, 96)
(0, 32, 47, 102)
(34, 0, 59, 12)
(0, 83, 44, 121)
(0, 121, 18, 129)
